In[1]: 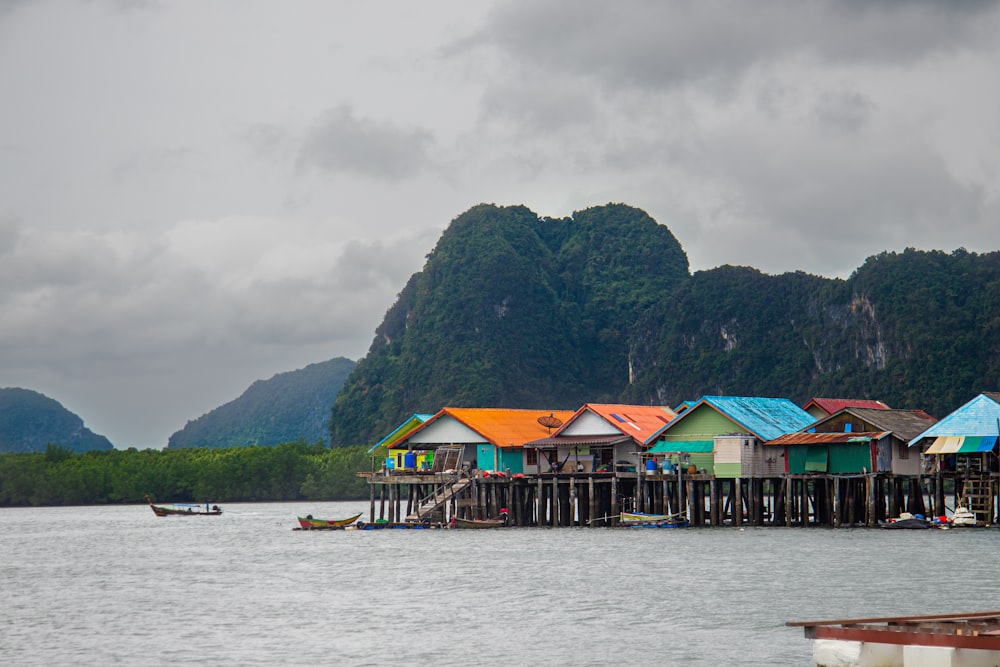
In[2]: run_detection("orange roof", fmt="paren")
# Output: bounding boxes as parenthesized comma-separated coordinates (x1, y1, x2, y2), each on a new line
(556, 404, 676, 443)
(437, 408, 577, 449)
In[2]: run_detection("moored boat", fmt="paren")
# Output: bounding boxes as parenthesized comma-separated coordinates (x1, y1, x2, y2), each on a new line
(145, 494, 222, 517)
(450, 509, 509, 529)
(951, 505, 978, 527)
(619, 511, 688, 528)
(296, 513, 362, 530)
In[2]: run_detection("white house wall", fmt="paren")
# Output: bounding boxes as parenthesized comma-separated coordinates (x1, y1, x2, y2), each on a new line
(407, 417, 484, 445)
(562, 411, 621, 436)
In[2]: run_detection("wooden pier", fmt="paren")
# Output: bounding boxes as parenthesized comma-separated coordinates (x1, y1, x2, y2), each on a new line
(361, 469, 999, 528)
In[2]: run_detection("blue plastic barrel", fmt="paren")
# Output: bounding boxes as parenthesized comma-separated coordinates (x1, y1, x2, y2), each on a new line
(645, 459, 657, 472)
(403, 451, 416, 469)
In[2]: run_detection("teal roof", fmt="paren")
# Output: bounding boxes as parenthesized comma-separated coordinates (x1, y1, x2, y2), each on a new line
(367, 414, 434, 453)
(647, 395, 815, 444)
(909, 394, 1000, 445)
(648, 439, 713, 453)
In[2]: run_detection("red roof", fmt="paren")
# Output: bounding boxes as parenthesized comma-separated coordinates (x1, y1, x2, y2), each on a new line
(803, 397, 891, 415)
(551, 403, 676, 444)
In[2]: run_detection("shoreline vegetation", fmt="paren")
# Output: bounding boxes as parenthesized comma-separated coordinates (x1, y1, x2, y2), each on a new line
(0, 441, 369, 507)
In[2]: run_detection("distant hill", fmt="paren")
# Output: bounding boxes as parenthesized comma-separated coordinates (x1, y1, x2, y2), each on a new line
(0, 388, 114, 453)
(167, 357, 357, 449)
(328, 202, 1000, 447)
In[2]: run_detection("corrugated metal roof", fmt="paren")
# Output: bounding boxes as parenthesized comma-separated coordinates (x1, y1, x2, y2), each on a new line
(367, 413, 434, 453)
(568, 404, 676, 442)
(804, 397, 891, 414)
(648, 439, 713, 453)
(909, 393, 1000, 445)
(524, 434, 632, 448)
(648, 395, 815, 444)
(766, 431, 889, 446)
(427, 407, 577, 449)
(835, 408, 936, 441)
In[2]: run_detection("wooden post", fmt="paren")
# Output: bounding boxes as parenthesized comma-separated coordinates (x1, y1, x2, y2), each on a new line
(785, 478, 794, 527)
(710, 478, 720, 526)
(369, 477, 376, 523)
(536, 477, 544, 526)
(570, 477, 578, 527)
(587, 473, 597, 528)
(687, 479, 697, 525)
(866, 475, 876, 527)
(550, 477, 558, 527)
(734, 478, 743, 527)
(611, 475, 619, 523)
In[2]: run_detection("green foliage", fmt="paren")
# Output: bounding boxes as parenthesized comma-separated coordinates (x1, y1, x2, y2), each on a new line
(167, 357, 356, 449)
(329, 203, 689, 446)
(0, 388, 114, 453)
(0, 441, 372, 507)
(626, 249, 1000, 418)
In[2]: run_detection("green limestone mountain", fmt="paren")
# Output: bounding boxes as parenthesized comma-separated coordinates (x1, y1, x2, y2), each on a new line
(167, 357, 356, 449)
(0, 388, 114, 453)
(329, 203, 1000, 447)
(329, 203, 691, 446)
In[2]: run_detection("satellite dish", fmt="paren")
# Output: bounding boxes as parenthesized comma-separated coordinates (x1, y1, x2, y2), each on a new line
(537, 413, 563, 430)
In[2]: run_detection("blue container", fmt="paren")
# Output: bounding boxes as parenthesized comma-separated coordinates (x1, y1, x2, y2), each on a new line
(385, 457, 395, 470)
(403, 451, 416, 469)
(645, 459, 657, 472)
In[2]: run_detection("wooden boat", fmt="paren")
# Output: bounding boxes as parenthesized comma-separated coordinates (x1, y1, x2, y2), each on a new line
(619, 511, 688, 528)
(881, 514, 931, 529)
(145, 495, 222, 517)
(450, 509, 509, 529)
(951, 505, 978, 527)
(296, 513, 362, 530)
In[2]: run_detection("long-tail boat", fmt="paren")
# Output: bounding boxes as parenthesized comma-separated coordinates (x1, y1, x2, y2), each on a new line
(450, 509, 509, 529)
(619, 511, 688, 528)
(145, 495, 222, 517)
(296, 513, 362, 530)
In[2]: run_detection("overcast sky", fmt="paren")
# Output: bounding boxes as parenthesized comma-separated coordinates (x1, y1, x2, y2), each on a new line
(2, 1, 999, 449)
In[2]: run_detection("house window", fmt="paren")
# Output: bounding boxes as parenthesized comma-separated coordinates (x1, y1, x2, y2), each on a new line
(526, 449, 538, 466)
(898, 442, 909, 459)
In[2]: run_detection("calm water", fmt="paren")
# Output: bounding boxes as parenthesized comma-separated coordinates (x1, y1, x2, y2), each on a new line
(3, 501, 1000, 666)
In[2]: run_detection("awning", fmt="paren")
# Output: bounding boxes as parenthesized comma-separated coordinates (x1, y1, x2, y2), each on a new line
(524, 435, 631, 448)
(924, 435, 998, 455)
(647, 440, 713, 454)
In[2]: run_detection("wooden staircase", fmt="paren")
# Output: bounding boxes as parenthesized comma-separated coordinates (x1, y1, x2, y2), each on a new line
(405, 475, 473, 523)
(959, 476, 993, 523)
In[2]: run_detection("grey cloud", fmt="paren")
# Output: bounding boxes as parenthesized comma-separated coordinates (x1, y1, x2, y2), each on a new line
(297, 105, 432, 181)
(480, 1, 1000, 91)
(812, 91, 875, 132)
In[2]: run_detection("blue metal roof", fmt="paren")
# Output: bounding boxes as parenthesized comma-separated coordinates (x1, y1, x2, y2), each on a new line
(367, 413, 435, 453)
(647, 395, 815, 444)
(908, 394, 1000, 445)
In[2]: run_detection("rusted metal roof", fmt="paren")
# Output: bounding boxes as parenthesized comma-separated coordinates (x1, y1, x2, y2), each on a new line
(833, 407, 937, 441)
(803, 397, 891, 414)
(765, 431, 889, 446)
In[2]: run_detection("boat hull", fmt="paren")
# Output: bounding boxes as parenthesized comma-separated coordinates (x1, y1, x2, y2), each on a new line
(297, 513, 362, 530)
(146, 495, 221, 517)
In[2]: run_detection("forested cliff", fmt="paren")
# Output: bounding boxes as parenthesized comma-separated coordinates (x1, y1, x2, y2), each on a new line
(329, 203, 1000, 447)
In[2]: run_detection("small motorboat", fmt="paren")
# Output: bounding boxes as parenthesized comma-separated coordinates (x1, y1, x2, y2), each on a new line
(296, 513, 362, 530)
(146, 494, 222, 517)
